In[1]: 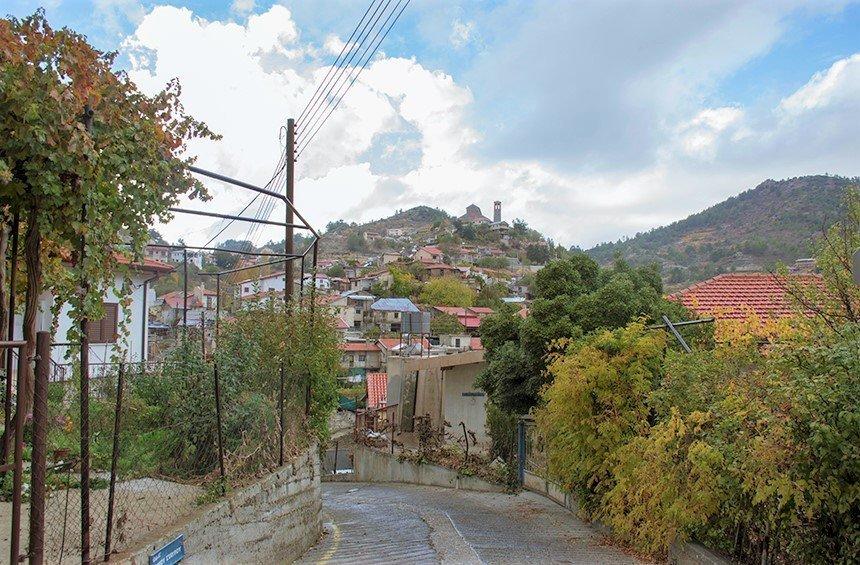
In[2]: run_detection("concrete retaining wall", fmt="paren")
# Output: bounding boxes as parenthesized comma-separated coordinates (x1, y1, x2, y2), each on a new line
(523, 471, 730, 565)
(354, 445, 505, 493)
(118, 444, 322, 564)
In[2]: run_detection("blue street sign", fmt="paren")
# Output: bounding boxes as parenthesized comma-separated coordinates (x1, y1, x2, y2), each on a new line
(149, 535, 185, 565)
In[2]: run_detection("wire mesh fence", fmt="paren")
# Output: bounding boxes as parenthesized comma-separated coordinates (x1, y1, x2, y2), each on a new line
(39, 347, 310, 563)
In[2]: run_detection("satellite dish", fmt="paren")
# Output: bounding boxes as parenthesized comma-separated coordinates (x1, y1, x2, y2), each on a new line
(854, 249, 860, 285)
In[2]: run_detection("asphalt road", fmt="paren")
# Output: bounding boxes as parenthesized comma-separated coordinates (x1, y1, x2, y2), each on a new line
(297, 482, 643, 564)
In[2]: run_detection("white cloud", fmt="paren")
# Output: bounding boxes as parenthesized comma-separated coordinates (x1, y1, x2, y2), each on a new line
(230, 0, 255, 17)
(778, 53, 860, 116)
(122, 4, 859, 251)
(450, 20, 474, 48)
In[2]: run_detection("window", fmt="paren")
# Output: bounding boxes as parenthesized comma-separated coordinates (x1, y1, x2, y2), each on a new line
(454, 338, 461, 347)
(354, 321, 361, 328)
(354, 307, 362, 315)
(358, 354, 366, 362)
(243, 286, 250, 293)
(86, 303, 118, 344)
(393, 312, 399, 319)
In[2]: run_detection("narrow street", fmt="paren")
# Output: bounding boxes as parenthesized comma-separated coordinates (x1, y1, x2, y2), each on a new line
(298, 483, 643, 564)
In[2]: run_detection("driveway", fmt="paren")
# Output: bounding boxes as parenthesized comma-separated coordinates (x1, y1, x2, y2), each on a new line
(297, 482, 643, 564)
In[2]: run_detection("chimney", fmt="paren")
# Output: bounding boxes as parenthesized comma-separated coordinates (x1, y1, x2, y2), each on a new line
(493, 201, 501, 223)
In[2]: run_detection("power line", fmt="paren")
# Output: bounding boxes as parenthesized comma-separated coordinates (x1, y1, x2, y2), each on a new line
(296, 0, 382, 125)
(297, 0, 393, 132)
(297, 0, 411, 158)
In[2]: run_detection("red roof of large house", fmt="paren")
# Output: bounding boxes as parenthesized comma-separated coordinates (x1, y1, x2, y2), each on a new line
(160, 290, 215, 309)
(668, 272, 823, 320)
(338, 342, 380, 352)
(433, 306, 494, 328)
(114, 253, 175, 273)
(419, 245, 443, 256)
(366, 372, 388, 409)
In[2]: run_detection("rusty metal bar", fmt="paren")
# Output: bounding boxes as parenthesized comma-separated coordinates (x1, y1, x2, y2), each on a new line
(103, 362, 125, 562)
(187, 165, 319, 238)
(29, 331, 50, 564)
(213, 361, 226, 493)
(167, 207, 303, 229)
(182, 248, 188, 337)
(10, 342, 26, 565)
(278, 362, 285, 467)
(284, 118, 295, 306)
(3, 211, 19, 461)
(79, 198, 92, 565)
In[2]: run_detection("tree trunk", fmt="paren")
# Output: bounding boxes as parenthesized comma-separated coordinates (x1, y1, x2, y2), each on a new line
(0, 206, 39, 461)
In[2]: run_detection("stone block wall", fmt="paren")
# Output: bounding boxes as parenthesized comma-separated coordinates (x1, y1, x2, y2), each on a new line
(117, 443, 322, 564)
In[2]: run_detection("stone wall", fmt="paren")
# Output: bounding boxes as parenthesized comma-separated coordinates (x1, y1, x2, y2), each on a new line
(117, 444, 322, 564)
(354, 445, 504, 493)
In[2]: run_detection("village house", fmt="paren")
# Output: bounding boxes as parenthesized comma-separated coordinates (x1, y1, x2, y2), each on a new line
(370, 298, 421, 333)
(668, 272, 824, 321)
(155, 286, 218, 327)
(338, 342, 382, 378)
(350, 268, 393, 292)
(238, 271, 286, 299)
(386, 227, 408, 237)
(329, 276, 351, 293)
(323, 290, 376, 331)
(366, 372, 388, 409)
(413, 245, 444, 263)
(417, 261, 460, 281)
(379, 251, 402, 265)
(432, 306, 495, 334)
(10, 256, 174, 380)
(301, 272, 331, 292)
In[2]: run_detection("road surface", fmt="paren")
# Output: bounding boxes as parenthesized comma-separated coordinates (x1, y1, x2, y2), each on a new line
(298, 482, 643, 564)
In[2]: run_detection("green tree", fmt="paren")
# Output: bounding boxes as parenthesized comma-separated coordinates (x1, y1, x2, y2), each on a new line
(0, 11, 217, 443)
(475, 281, 508, 309)
(419, 276, 475, 306)
(526, 243, 550, 264)
(346, 232, 366, 252)
(430, 312, 465, 335)
(389, 265, 420, 297)
(325, 263, 345, 278)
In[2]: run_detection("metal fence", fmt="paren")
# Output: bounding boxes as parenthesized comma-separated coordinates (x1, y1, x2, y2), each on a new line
(34, 349, 309, 563)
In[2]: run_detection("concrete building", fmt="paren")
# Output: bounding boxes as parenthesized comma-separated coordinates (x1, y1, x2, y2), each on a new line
(459, 204, 491, 225)
(238, 271, 286, 299)
(493, 201, 501, 223)
(413, 245, 443, 263)
(386, 350, 489, 451)
(370, 298, 420, 333)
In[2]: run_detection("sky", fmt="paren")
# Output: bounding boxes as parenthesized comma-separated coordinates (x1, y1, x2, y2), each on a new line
(6, 0, 860, 248)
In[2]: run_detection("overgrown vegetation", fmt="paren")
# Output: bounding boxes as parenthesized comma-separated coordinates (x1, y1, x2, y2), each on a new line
(45, 300, 340, 487)
(529, 190, 860, 562)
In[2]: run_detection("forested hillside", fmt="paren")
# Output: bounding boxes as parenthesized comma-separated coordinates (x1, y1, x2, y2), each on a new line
(587, 175, 857, 289)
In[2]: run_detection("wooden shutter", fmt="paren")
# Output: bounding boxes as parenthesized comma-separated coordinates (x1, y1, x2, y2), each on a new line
(86, 303, 118, 344)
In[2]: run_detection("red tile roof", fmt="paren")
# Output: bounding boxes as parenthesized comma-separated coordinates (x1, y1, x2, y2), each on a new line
(470, 337, 483, 350)
(333, 317, 350, 330)
(160, 290, 214, 309)
(419, 245, 443, 256)
(114, 253, 175, 273)
(366, 372, 388, 409)
(338, 342, 380, 352)
(668, 272, 823, 320)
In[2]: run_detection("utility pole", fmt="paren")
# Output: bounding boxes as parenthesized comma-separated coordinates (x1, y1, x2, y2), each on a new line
(284, 118, 295, 306)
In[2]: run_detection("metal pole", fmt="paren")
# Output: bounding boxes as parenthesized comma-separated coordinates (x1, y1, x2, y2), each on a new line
(103, 362, 125, 562)
(215, 275, 221, 350)
(298, 254, 305, 301)
(3, 211, 19, 461)
(333, 440, 338, 474)
(517, 419, 526, 485)
(284, 118, 295, 306)
(182, 248, 188, 340)
(29, 332, 50, 565)
(10, 344, 27, 565)
(278, 362, 285, 467)
(662, 315, 692, 353)
(79, 202, 92, 565)
(213, 361, 226, 492)
(200, 311, 206, 359)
